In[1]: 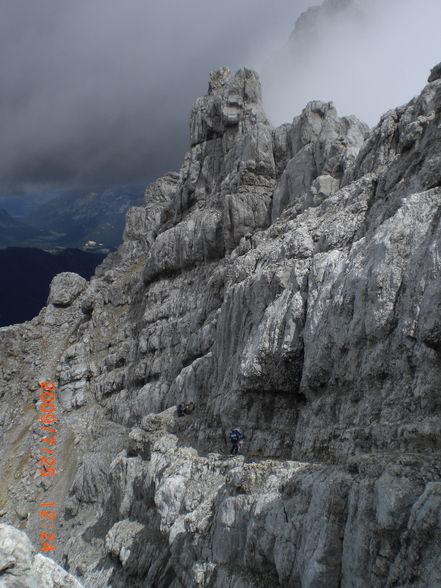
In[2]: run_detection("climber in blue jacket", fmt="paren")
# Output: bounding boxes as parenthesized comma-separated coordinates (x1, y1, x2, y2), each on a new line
(229, 428, 245, 455)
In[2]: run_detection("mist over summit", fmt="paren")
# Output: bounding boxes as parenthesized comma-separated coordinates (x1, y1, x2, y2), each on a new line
(263, 0, 441, 127)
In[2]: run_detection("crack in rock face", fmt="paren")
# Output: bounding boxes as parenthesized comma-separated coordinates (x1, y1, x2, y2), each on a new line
(1, 13, 441, 588)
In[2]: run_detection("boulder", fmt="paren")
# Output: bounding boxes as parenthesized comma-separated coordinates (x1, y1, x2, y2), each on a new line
(47, 272, 87, 307)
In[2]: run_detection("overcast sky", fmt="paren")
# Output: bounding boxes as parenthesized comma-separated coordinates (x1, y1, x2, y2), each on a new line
(0, 0, 440, 198)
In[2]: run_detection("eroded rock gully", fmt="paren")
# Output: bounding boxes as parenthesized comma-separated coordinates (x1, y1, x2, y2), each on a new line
(1, 63, 441, 587)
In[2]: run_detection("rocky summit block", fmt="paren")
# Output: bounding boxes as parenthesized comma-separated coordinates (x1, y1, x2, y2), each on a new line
(0, 57, 441, 587)
(47, 272, 87, 307)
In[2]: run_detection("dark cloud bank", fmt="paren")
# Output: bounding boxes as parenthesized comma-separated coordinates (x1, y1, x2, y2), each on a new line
(0, 0, 440, 197)
(0, 0, 309, 196)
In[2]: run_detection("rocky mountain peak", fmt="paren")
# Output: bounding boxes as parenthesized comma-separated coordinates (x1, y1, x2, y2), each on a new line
(191, 67, 264, 146)
(290, 0, 358, 39)
(1, 57, 441, 587)
(428, 60, 441, 82)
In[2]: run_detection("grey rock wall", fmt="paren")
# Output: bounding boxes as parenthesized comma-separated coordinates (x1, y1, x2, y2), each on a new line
(0, 61, 441, 587)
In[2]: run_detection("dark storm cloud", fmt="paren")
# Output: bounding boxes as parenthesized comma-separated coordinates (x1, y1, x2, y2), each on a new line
(0, 0, 310, 196)
(3, 0, 439, 198)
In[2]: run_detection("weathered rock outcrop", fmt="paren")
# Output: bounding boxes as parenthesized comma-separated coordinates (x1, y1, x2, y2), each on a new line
(0, 524, 83, 587)
(1, 57, 441, 586)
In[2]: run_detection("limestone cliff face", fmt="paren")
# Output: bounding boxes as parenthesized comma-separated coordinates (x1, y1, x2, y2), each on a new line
(0, 62, 441, 587)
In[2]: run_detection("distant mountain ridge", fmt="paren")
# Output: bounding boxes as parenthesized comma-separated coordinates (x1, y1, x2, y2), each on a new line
(0, 191, 61, 219)
(0, 185, 145, 252)
(25, 185, 145, 250)
(0, 208, 47, 248)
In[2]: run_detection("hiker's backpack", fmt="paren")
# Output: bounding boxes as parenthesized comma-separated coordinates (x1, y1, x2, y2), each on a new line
(229, 429, 243, 442)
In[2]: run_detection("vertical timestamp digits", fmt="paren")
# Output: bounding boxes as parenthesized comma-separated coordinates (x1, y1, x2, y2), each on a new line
(40, 501, 56, 552)
(38, 381, 57, 552)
